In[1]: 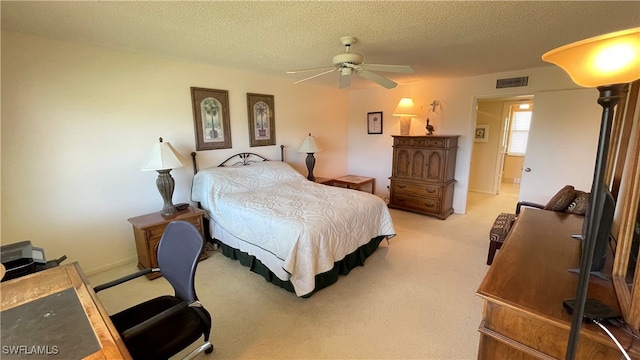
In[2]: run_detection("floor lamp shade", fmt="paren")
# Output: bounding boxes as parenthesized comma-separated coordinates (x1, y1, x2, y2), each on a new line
(139, 137, 186, 216)
(393, 98, 417, 135)
(298, 133, 321, 181)
(542, 27, 640, 360)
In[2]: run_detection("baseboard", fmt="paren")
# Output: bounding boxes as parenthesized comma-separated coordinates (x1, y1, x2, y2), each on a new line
(83, 256, 138, 276)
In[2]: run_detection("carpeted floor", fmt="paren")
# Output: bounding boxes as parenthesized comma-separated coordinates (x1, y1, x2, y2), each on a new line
(89, 190, 518, 360)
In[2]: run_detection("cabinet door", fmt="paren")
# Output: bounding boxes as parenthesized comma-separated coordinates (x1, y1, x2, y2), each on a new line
(424, 149, 445, 182)
(394, 147, 412, 178)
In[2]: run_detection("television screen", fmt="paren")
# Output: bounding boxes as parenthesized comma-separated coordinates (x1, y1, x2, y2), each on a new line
(582, 189, 615, 272)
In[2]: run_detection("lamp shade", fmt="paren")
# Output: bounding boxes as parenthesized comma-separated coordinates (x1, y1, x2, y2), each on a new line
(139, 137, 186, 171)
(298, 133, 320, 153)
(542, 27, 640, 87)
(392, 98, 417, 117)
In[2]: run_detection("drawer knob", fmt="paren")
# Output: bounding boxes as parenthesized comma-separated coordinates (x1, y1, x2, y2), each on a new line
(426, 189, 436, 193)
(398, 184, 406, 188)
(425, 202, 435, 208)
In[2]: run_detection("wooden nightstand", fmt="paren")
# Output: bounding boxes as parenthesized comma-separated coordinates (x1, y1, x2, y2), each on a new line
(331, 175, 375, 193)
(128, 206, 208, 279)
(312, 176, 334, 185)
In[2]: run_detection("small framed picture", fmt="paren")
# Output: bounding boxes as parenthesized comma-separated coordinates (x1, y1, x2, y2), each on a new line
(191, 87, 232, 150)
(367, 111, 383, 134)
(475, 125, 489, 142)
(247, 93, 276, 147)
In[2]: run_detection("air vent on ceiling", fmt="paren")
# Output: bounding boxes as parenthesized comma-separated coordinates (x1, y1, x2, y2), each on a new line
(496, 76, 529, 89)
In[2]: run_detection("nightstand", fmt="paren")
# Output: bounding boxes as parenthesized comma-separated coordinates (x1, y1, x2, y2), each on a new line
(331, 175, 375, 193)
(313, 176, 334, 185)
(128, 206, 208, 279)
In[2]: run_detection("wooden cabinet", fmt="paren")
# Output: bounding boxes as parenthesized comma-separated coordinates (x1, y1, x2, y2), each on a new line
(388, 135, 458, 219)
(477, 208, 640, 359)
(128, 206, 207, 279)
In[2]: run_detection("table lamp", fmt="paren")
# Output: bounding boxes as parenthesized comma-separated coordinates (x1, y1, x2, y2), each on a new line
(542, 27, 640, 360)
(393, 97, 417, 135)
(298, 133, 321, 181)
(139, 137, 186, 216)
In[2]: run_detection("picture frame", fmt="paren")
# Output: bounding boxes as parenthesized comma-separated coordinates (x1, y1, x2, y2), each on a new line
(247, 93, 276, 147)
(475, 125, 489, 142)
(367, 111, 383, 134)
(191, 87, 232, 150)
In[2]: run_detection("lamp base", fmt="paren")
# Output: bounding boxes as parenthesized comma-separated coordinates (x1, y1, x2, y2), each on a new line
(400, 117, 411, 135)
(305, 153, 316, 181)
(156, 169, 177, 216)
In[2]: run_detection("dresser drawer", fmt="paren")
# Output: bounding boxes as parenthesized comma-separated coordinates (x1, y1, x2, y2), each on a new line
(146, 216, 202, 240)
(391, 193, 441, 214)
(392, 181, 441, 198)
(395, 137, 447, 148)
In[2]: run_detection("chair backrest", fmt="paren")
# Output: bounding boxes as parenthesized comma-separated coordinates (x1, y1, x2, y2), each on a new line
(157, 220, 205, 302)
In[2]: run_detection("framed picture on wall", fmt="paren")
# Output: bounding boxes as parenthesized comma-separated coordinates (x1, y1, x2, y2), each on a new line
(247, 93, 276, 147)
(367, 111, 383, 134)
(475, 125, 489, 142)
(191, 87, 232, 150)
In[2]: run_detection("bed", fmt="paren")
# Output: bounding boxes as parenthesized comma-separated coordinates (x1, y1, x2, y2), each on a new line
(190, 152, 396, 297)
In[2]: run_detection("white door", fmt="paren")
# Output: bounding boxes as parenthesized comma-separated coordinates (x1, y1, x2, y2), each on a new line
(519, 88, 602, 204)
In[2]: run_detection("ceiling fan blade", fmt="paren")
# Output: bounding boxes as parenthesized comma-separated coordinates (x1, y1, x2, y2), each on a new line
(356, 69, 398, 89)
(339, 74, 351, 88)
(287, 67, 334, 74)
(361, 64, 414, 74)
(293, 68, 337, 84)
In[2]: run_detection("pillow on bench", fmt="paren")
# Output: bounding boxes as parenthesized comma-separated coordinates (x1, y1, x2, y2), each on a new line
(544, 185, 576, 212)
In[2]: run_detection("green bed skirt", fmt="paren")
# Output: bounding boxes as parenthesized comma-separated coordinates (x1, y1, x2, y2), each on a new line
(214, 236, 386, 298)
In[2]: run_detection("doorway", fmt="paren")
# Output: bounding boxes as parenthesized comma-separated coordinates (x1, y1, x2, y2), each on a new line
(468, 96, 533, 202)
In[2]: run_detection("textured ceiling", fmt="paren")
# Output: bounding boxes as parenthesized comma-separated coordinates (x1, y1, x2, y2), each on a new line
(2, 1, 639, 89)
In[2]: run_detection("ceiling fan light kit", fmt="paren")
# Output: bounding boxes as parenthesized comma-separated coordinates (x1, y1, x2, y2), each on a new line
(287, 36, 414, 89)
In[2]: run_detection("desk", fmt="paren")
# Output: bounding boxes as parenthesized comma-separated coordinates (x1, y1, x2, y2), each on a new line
(0, 262, 131, 359)
(476, 209, 640, 359)
(330, 175, 375, 193)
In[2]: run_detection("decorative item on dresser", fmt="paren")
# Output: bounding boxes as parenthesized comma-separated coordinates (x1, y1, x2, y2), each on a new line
(128, 206, 207, 279)
(393, 98, 417, 135)
(388, 135, 459, 219)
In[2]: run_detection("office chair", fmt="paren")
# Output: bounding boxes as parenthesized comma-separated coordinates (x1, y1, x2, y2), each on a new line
(95, 220, 213, 360)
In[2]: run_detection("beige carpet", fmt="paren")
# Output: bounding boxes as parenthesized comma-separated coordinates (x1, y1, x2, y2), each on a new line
(89, 191, 518, 360)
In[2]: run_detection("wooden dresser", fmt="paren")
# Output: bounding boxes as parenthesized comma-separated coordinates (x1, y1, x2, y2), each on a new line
(476, 208, 640, 359)
(388, 135, 458, 219)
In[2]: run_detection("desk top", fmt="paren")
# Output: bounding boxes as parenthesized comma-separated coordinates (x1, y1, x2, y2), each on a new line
(477, 208, 639, 358)
(0, 262, 131, 359)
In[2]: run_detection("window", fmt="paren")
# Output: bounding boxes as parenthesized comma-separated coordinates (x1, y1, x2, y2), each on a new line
(507, 106, 532, 155)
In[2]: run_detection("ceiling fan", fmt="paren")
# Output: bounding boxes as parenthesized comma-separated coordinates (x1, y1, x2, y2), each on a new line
(287, 36, 414, 89)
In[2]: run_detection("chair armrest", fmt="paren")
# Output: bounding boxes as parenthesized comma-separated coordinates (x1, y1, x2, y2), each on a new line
(516, 201, 545, 215)
(120, 301, 189, 339)
(93, 268, 157, 293)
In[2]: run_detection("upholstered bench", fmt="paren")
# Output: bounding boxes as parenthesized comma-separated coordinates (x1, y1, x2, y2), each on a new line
(487, 213, 517, 265)
(486, 185, 590, 266)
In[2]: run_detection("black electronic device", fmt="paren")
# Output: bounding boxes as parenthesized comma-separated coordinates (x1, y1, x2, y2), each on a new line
(563, 298, 621, 322)
(582, 189, 616, 272)
(1, 240, 66, 282)
(175, 203, 190, 211)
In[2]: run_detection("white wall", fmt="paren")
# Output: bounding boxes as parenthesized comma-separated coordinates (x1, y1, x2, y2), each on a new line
(1, 31, 348, 274)
(1, 30, 602, 274)
(347, 67, 588, 214)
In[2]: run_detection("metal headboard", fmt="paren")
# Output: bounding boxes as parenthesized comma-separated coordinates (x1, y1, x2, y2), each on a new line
(191, 145, 285, 175)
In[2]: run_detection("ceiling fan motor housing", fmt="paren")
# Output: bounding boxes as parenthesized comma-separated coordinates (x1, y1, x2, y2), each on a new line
(333, 53, 364, 68)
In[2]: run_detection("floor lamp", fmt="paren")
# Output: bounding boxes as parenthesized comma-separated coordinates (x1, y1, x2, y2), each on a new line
(139, 137, 186, 216)
(542, 27, 640, 360)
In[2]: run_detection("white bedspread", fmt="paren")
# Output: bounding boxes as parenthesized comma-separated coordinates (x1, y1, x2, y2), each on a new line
(191, 161, 396, 296)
